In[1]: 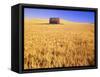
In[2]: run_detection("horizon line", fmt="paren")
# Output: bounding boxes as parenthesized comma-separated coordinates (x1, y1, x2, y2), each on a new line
(24, 17, 94, 24)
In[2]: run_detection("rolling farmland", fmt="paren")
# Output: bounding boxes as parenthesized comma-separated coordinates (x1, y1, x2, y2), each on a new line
(24, 18, 94, 69)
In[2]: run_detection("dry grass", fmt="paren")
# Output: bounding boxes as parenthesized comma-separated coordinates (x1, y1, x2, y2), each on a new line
(24, 18, 95, 69)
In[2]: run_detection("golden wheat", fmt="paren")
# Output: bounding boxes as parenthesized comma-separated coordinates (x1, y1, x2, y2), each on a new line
(24, 18, 94, 69)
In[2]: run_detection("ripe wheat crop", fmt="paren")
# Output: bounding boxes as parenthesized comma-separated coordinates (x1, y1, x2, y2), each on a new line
(24, 18, 94, 69)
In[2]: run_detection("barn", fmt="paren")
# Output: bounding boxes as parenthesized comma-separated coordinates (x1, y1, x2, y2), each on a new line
(49, 18, 60, 24)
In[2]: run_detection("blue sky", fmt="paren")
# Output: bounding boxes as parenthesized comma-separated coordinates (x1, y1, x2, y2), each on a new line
(24, 8, 95, 23)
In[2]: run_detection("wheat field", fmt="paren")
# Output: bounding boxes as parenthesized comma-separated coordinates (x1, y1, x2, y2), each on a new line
(24, 18, 94, 69)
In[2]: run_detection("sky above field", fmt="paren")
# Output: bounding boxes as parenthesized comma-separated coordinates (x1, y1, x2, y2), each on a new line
(24, 8, 95, 23)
